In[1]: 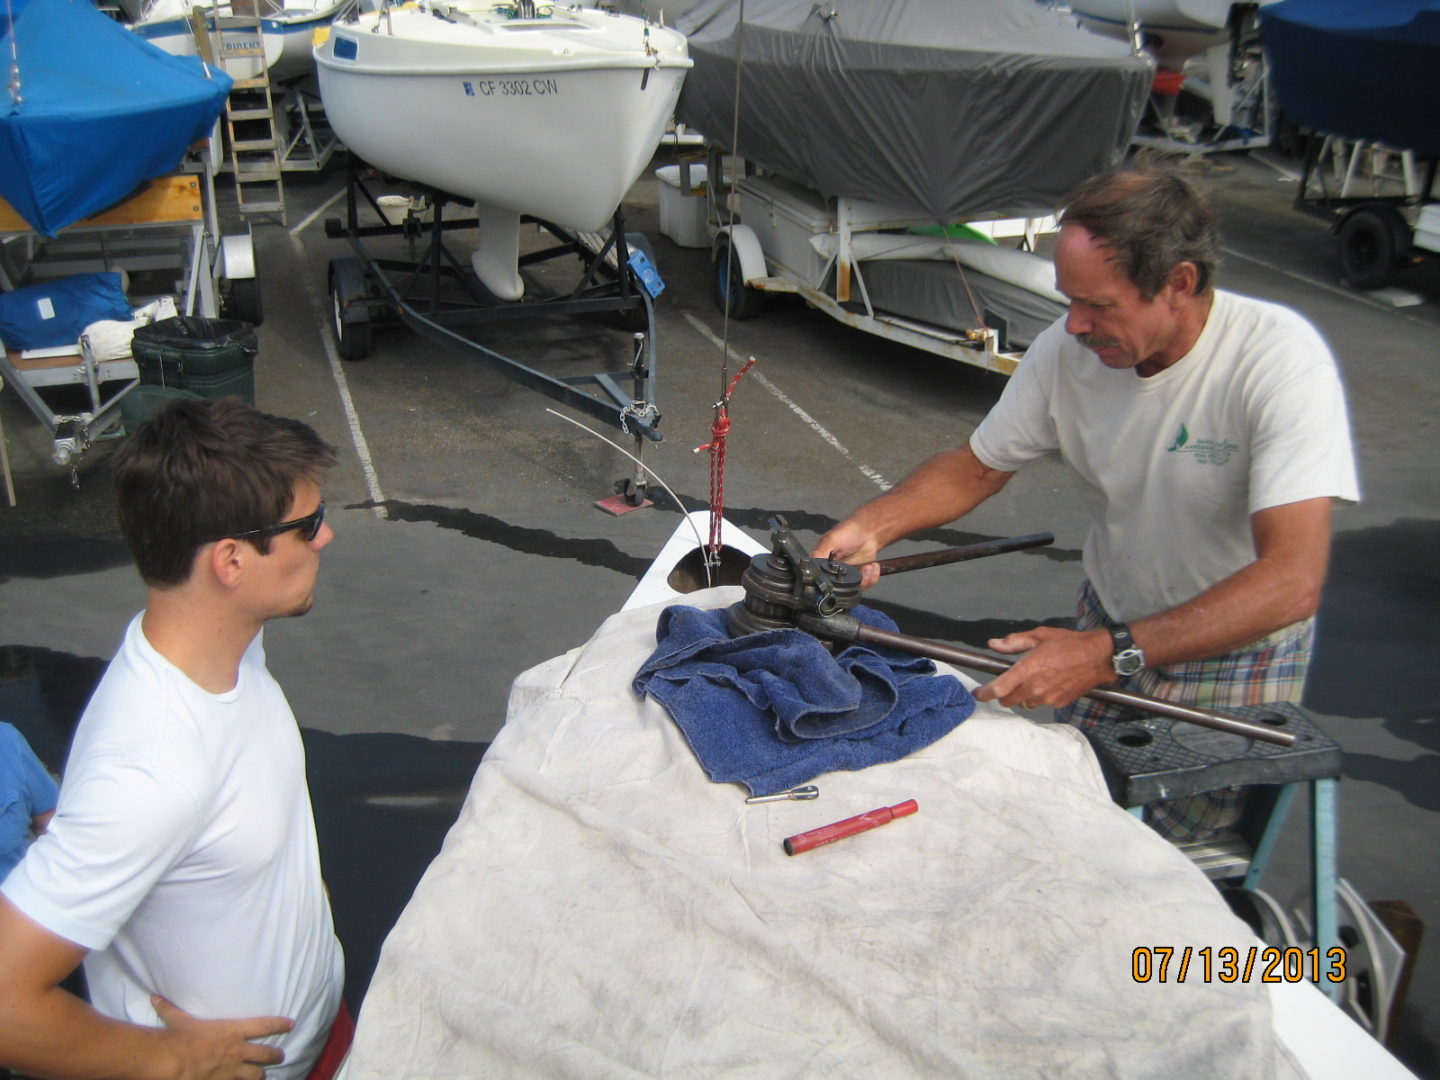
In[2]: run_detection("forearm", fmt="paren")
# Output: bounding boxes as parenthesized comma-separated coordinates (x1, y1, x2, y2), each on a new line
(0, 988, 182, 1080)
(836, 444, 1012, 553)
(978, 563, 1320, 710)
(1130, 498, 1330, 668)
(1129, 556, 1321, 669)
(0, 895, 290, 1080)
(978, 498, 1332, 709)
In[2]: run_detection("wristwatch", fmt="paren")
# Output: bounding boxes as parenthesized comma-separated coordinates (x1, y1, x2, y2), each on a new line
(1109, 624, 1146, 677)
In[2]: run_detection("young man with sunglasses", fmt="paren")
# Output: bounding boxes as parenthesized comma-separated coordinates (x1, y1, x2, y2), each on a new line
(0, 398, 349, 1080)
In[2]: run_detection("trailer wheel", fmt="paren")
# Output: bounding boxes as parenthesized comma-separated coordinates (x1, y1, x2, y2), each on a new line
(616, 476, 648, 507)
(226, 277, 264, 327)
(1338, 205, 1406, 290)
(329, 262, 372, 362)
(713, 234, 763, 320)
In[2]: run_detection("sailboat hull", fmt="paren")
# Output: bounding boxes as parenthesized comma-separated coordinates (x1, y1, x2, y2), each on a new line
(132, 1, 345, 81)
(316, 7, 691, 231)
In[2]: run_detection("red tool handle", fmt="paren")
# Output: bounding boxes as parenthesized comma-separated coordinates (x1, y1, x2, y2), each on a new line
(783, 799, 919, 855)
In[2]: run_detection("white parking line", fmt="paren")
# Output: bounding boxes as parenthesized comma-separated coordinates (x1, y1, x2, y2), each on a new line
(288, 187, 346, 238)
(289, 235, 388, 518)
(682, 312, 892, 491)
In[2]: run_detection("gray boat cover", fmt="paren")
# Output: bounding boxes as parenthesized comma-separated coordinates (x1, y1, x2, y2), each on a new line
(860, 258, 1065, 351)
(675, 0, 1152, 221)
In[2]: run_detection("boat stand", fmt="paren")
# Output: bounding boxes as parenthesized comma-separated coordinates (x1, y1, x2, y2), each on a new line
(324, 160, 664, 505)
(275, 84, 339, 174)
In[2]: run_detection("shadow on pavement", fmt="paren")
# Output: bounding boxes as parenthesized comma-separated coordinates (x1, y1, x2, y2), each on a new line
(302, 728, 488, 1009)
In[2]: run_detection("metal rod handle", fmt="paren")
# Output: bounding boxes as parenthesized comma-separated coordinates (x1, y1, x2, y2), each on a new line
(828, 620, 1295, 747)
(873, 532, 1055, 576)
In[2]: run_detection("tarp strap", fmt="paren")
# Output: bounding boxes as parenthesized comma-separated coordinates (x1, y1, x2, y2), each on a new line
(948, 248, 989, 333)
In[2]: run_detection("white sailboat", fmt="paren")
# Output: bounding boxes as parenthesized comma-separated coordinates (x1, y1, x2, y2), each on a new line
(315, 2, 691, 300)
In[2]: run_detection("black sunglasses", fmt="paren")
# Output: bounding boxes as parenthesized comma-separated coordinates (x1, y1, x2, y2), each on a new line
(227, 502, 326, 543)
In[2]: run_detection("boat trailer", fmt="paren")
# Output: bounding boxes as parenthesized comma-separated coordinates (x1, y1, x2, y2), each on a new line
(324, 160, 665, 506)
(1288, 133, 1440, 292)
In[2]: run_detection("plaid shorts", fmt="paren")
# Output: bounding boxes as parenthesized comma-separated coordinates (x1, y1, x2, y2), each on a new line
(1060, 580, 1316, 842)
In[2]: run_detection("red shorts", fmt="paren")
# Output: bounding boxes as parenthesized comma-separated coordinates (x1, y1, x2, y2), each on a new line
(303, 1000, 355, 1080)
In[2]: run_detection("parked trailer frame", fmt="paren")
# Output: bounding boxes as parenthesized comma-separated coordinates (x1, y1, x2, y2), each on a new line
(699, 148, 1067, 377)
(1291, 132, 1440, 291)
(324, 160, 666, 505)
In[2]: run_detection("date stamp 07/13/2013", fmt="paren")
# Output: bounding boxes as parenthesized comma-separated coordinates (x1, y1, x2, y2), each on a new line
(1132, 946, 1348, 984)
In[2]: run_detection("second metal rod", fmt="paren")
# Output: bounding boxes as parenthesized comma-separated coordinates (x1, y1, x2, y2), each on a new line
(798, 615, 1295, 747)
(872, 532, 1055, 576)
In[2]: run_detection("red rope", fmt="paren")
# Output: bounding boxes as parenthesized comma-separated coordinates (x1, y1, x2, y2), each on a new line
(695, 357, 755, 557)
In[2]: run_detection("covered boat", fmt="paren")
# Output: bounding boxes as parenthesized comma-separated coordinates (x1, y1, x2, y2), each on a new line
(1260, 0, 1440, 156)
(315, 2, 691, 299)
(674, 0, 1152, 224)
(0, 0, 232, 236)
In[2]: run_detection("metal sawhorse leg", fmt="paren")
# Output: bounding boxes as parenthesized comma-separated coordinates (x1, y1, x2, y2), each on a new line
(1088, 703, 1344, 1000)
(1128, 776, 1341, 998)
(1238, 777, 1341, 995)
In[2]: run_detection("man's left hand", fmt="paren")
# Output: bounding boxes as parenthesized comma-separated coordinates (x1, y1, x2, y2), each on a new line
(974, 626, 1114, 710)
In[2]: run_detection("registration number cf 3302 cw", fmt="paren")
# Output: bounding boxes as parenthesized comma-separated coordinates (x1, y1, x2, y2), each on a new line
(463, 78, 560, 97)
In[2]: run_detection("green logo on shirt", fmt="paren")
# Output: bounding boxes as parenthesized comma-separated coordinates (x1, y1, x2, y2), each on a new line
(1166, 423, 1238, 465)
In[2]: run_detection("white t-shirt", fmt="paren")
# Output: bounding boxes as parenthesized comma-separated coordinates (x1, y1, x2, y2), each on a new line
(3, 615, 343, 1079)
(970, 290, 1360, 624)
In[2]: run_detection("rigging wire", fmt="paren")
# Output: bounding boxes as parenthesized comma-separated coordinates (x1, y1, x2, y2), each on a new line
(716, 0, 745, 398)
(941, 224, 991, 339)
(546, 409, 712, 587)
(694, 0, 749, 566)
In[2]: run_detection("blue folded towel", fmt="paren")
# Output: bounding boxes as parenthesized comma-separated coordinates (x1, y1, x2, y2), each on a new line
(632, 604, 975, 796)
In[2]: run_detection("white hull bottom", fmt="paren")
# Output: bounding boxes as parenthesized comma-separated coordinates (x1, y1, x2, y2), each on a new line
(317, 63, 686, 232)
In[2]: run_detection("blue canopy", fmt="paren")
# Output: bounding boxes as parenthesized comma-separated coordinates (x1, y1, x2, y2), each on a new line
(0, 0, 232, 236)
(1261, 0, 1440, 157)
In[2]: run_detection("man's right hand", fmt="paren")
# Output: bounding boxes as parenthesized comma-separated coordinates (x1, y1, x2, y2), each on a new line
(153, 995, 293, 1080)
(811, 521, 884, 589)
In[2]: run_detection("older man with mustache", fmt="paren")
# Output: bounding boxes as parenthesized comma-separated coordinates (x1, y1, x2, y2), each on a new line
(816, 160, 1359, 842)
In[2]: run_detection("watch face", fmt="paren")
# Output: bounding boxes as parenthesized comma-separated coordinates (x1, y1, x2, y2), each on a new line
(1113, 648, 1144, 677)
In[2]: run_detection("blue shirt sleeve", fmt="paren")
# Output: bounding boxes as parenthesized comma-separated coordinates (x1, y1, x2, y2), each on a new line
(0, 723, 59, 815)
(0, 723, 58, 882)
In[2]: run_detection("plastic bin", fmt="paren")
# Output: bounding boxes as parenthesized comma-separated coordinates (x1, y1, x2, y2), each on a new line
(655, 162, 710, 249)
(131, 316, 258, 404)
(120, 384, 204, 433)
